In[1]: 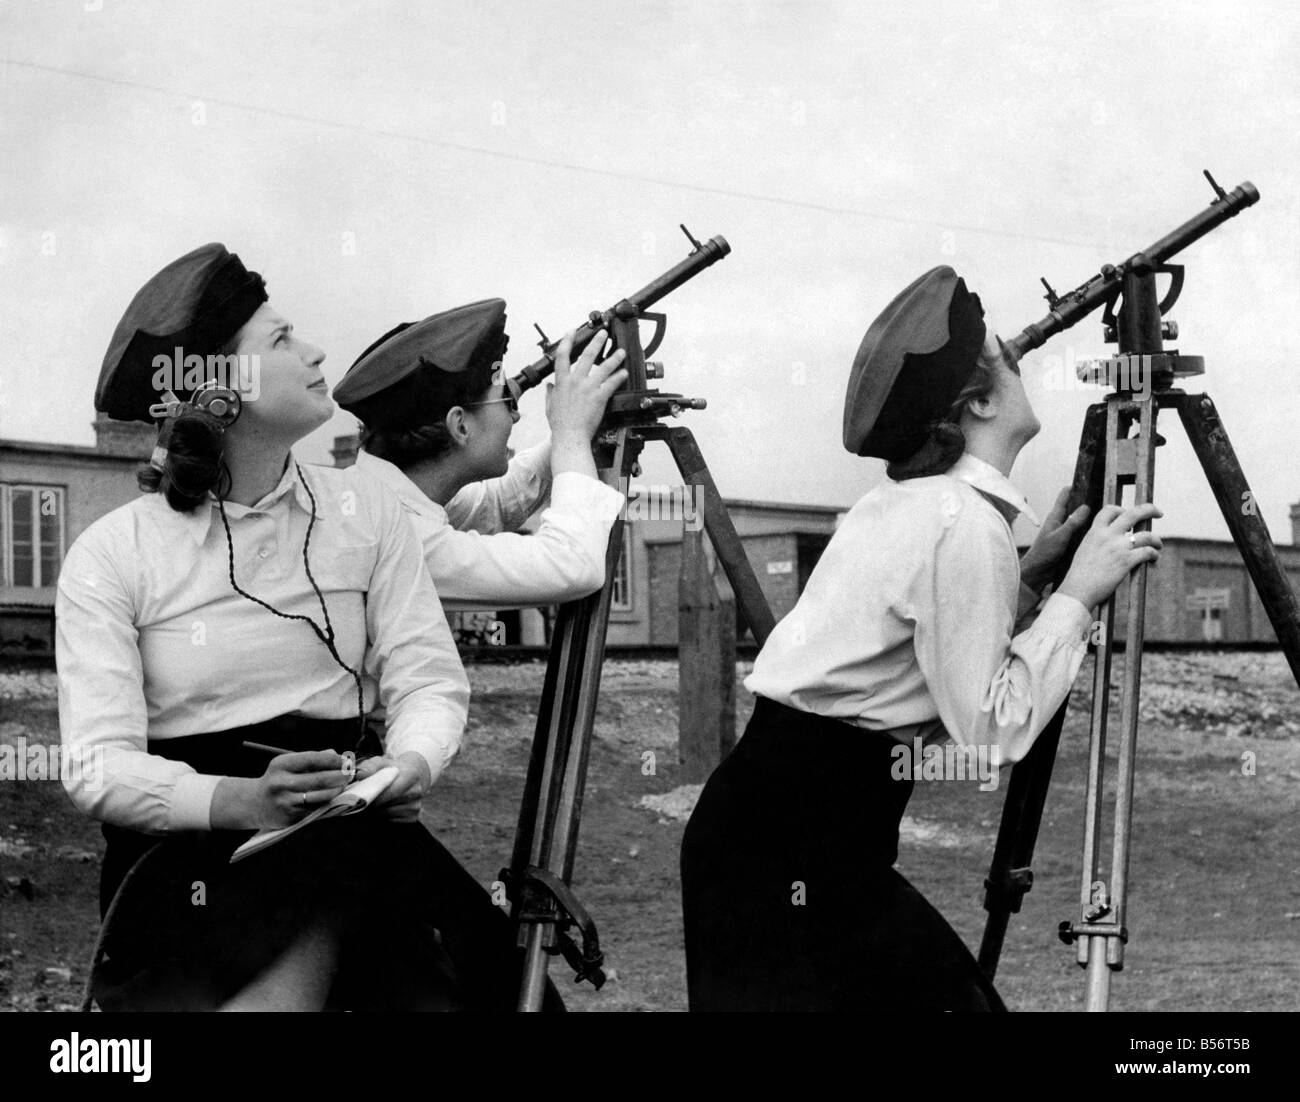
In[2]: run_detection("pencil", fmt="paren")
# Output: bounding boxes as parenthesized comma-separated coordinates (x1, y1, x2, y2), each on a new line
(242, 740, 293, 756)
(242, 741, 358, 780)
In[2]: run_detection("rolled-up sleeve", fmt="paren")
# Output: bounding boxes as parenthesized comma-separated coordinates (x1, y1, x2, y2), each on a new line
(911, 506, 1094, 764)
(55, 536, 219, 833)
(418, 471, 625, 611)
(362, 485, 470, 782)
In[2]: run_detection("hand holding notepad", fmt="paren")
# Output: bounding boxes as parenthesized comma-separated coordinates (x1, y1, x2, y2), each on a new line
(230, 765, 400, 863)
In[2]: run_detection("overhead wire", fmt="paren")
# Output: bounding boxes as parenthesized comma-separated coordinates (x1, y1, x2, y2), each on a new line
(3, 55, 1108, 252)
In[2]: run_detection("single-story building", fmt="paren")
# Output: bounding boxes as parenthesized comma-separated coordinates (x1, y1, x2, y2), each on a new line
(4, 419, 1299, 654)
(1, 415, 154, 653)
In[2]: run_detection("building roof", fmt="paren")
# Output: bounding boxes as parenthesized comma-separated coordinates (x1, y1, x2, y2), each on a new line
(0, 437, 143, 463)
(1162, 535, 1300, 554)
(721, 497, 845, 516)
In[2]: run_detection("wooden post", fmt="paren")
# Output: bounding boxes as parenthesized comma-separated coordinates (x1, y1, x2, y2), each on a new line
(715, 567, 737, 758)
(679, 525, 737, 781)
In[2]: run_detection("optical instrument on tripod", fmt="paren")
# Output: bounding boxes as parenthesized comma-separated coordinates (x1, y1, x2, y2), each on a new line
(977, 171, 1300, 1011)
(500, 226, 777, 1010)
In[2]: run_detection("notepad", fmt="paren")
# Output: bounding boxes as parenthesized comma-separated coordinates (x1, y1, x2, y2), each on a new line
(229, 766, 400, 863)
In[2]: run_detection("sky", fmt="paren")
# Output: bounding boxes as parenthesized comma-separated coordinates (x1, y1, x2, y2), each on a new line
(2, 0, 1299, 544)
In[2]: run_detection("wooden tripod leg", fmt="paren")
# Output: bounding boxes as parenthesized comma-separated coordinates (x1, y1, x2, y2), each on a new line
(1175, 393, 1300, 684)
(508, 606, 578, 887)
(511, 429, 634, 1011)
(1080, 395, 1159, 1011)
(978, 402, 1108, 978)
(662, 425, 777, 646)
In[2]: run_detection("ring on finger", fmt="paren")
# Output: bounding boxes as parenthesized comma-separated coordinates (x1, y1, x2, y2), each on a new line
(300, 791, 308, 809)
(1128, 530, 1136, 547)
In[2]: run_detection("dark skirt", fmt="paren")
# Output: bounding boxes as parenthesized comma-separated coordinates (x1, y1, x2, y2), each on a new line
(679, 697, 1005, 1012)
(95, 715, 561, 1012)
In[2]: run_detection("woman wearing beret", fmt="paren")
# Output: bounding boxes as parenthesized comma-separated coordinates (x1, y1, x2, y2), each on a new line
(331, 304, 628, 613)
(58, 243, 551, 1010)
(679, 266, 1163, 1012)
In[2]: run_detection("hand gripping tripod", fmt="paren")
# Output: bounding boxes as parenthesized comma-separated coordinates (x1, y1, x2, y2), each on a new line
(977, 174, 1300, 1010)
(501, 230, 777, 1011)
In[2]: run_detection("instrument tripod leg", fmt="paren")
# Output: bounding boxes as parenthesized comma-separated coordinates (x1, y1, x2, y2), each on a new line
(1175, 393, 1300, 679)
(509, 427, 635, 1010)
(661, 424, 777, 646)
(1075, 394, 1158, 1010)
(507, 324, 778, 1010)
(978, 402, 1107, 976)
(990, 387, 1300, 1007)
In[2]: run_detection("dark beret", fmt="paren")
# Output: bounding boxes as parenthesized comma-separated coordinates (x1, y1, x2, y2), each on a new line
(842, 266, 986, 460)
(333, 298, 508, 432)
(96, 243, 267, 424)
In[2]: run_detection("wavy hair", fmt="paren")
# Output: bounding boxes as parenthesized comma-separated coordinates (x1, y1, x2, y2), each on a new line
(135, 336, 238, 512)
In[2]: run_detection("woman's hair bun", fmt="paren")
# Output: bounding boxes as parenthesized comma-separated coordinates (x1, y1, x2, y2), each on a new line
(137, 410, 229, 511)
(885, 420, 967, 481)
(884, 357, 999, 481)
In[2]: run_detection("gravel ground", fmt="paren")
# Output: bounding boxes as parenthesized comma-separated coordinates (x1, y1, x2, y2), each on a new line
(3, 652, 1298, 1012)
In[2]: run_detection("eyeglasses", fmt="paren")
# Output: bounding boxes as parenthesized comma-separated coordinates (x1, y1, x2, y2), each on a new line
(995, 336, 1021, 377)
(464, 379, 520, 415)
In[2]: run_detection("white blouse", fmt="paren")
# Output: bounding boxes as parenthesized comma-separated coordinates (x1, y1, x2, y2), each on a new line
(354, 446, 625, 611)
(744, 453, 1094, 764)
(442, 440, 554, 536)
(55, 458, 469, 834)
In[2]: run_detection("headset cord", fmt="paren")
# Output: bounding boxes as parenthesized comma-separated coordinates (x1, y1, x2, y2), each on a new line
(218, 462, 368, 750)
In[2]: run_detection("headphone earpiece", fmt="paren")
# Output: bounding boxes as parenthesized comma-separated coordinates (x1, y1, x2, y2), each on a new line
(191, 382, 242, 427)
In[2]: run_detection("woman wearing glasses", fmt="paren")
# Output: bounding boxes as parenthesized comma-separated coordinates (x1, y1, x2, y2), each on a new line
(333, 302, 628, 611)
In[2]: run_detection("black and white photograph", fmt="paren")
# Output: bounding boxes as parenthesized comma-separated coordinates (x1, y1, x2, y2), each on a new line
(0, 0, 1295, 1073)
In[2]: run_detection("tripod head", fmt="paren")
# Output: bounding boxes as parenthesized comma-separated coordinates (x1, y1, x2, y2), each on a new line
(507, 225, 728, 433)
(509, 225, 729, 397)
(1007, 171, 1258, 392)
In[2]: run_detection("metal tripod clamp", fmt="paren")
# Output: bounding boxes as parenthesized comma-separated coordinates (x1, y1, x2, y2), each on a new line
(503, 865, 606, 989)
(1058, 920, 1129, 947)
(982, 867, 1034, 914)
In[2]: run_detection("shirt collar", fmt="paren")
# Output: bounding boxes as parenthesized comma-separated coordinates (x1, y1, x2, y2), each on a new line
(354, 450, 447, 520)
(183, 455, 321, 545)
(944, 452, 1040, 527)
